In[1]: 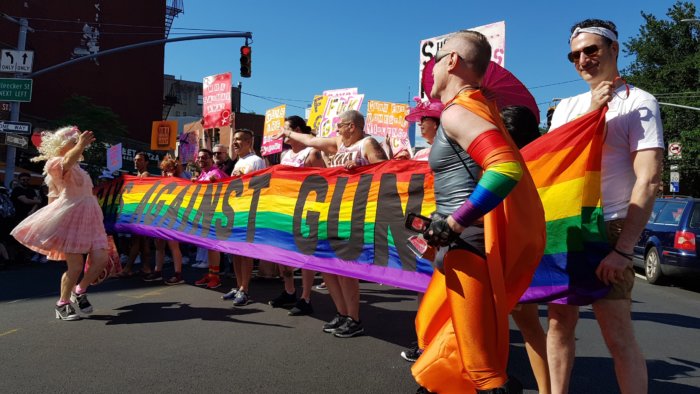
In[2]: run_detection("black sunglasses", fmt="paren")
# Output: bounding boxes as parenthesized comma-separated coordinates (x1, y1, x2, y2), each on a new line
(567, 44, 601, 63)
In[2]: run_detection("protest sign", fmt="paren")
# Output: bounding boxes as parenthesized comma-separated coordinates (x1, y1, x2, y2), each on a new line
(107, 143, 122, 172)
(150, 120, 178, 150)
(202, 72, 232, 129)
(261, 104, 285, 156)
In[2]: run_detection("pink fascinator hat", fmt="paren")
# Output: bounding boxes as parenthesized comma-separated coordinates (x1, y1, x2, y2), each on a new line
(405, 97, 444, 122)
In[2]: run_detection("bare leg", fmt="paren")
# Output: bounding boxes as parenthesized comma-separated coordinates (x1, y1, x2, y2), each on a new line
(61, 254, 85, 302)
(592, 299, 647, 394)
(154, 239, 166, 272)
(78, 248, 109, 290)
(547, 303, 579, 394)
(233, 255, 243, 288)
(168, 240, 182, 273)
(239, 256, 254, 292)
(512, 304, 550, 394)
(300, 269, 315, 301)
(323, 273, 347, 315)
(280, 265, 296, 294)
(338, 276, 360, 321)
(139, 237, 152, 273)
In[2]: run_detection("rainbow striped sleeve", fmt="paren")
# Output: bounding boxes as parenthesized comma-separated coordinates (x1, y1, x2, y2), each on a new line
(451, 130, 522, 227)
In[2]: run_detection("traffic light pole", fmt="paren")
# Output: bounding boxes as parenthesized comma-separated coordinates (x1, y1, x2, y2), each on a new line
(3, 16, 30, 189)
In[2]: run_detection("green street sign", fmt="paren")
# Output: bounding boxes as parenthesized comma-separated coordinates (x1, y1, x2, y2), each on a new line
(0, 78, 32, 102)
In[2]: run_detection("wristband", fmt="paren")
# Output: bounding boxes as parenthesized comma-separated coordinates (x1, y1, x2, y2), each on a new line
(612, 247, 633, 261)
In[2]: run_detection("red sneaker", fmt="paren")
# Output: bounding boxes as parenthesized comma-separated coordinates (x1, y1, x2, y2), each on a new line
(206, 276, 221, 289)
(194, 274, 210, 286)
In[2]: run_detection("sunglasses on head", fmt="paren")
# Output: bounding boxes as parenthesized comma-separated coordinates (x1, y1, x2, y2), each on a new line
(567, 44, 601, 63)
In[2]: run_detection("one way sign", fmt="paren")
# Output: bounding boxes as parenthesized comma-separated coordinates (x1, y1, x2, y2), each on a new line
(0, 49, 34, 73)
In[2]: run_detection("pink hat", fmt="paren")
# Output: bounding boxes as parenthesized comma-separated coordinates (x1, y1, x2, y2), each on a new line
(405, 97, 444, 122)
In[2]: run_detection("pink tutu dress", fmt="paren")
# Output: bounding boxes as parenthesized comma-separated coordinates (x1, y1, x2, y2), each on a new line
(11, 157, 108, 261)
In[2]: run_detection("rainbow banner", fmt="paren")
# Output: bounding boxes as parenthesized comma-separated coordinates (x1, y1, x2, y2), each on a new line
(519, 108, 611, 305)
(96, 161, 436, 292)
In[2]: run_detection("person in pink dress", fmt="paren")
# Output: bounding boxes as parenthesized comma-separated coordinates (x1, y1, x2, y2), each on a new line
(11, 126, 109, 321)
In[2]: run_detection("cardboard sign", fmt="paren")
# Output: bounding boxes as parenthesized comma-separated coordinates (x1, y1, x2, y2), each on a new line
(150, 120, 178, 150)
(202, 72, 232, 129)
(418, 21, 506, 101)
(307, 95, 328, 132)
(365, 100, 410, 138)
(318, 88, 364, 138)
(107, 143, 123, 172)
(261, 105, 285, 156)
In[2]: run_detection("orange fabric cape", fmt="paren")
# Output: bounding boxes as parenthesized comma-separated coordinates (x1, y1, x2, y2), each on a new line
(412, 91, 546, 393)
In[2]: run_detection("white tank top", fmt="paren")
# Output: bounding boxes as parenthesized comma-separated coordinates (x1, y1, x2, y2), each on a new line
(280, 147, 314, 168)
(328, 137, 370, 168)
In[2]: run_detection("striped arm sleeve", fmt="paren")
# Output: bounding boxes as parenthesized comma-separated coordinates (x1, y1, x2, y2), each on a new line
(451, 130, 523, 227)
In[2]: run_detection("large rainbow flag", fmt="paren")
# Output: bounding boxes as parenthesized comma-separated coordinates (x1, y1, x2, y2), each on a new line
(96, 160, 436, 292)
(520, 107, 612, 305)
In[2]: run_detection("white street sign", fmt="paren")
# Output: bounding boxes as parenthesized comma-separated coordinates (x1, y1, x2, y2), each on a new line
(0, 120, 31, 134)
(5, 133, 28, 149)
(0, 49, 34, 73)
(670, 171, 680, 183)
(668, 142, 682, 160)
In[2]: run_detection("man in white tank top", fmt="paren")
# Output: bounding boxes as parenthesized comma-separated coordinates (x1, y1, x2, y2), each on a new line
(269, 116, 326, 315)
(279, 110, 387, 338)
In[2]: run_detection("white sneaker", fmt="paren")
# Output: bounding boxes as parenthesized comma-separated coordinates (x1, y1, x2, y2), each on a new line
(192, 262, 209, 269)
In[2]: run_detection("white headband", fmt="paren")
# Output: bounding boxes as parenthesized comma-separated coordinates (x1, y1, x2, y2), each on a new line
(570, 26, 618, 43)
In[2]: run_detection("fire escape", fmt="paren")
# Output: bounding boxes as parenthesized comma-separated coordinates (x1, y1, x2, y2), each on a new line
(162, 0, 184, 119)
(164, 0, 184, 38)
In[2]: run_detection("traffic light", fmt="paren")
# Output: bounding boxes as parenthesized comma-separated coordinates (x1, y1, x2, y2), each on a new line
(240, 45, 252, 78)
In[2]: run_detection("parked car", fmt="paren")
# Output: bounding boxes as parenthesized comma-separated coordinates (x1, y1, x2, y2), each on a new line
(633, 196, 699, 284)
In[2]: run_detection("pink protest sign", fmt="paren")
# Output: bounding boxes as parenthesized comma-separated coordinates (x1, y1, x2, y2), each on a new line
(107, 143, 122, 172)
(202, 72, 232, 129)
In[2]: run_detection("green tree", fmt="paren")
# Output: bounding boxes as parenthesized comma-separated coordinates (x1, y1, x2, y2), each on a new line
(57, 95, 128, 179)
(624, 1, 700, 196)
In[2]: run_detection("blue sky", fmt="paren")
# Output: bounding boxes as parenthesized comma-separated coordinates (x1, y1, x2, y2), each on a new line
(165, 0, 683, 136)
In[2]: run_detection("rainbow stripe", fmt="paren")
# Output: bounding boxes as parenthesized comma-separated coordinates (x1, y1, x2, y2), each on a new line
(520, 108, 611, 305)
(96, 160, 436, 292)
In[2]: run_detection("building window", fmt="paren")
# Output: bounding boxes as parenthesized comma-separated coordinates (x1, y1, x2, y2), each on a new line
(183, 111, 187, 116)
(175, 111, 180, 116)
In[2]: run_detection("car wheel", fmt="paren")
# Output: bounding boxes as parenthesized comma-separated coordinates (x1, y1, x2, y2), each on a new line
(645, 246, 664, 284)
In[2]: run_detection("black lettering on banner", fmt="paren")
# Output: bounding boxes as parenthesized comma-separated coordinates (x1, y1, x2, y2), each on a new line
(164, 184, 191, 230)
(246, 173, 272, 242)
(175, 183, 202, 232)
(373, 173, 425, 270)
(218, 178, 244, 240)
(106, 178, 125, 219)
(147, 182, 179, 227)
(132, 181, 162, 224)
(189, 182, 223, 236)
(118, 180, 135, 217)
(327, 174, 372, 260)
(293, 175, 328, 254)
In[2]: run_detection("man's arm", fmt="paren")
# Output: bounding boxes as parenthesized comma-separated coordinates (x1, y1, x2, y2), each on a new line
(595, 148, 662, 285)
(363, 138, 388, 164)
(280, 130, 338, 155)
(304, 148, 326, 168)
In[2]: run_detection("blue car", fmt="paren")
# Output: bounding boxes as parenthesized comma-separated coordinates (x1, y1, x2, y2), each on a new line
(633, 196, 700, 284)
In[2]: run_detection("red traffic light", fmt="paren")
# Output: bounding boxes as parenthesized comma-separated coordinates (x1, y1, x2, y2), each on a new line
(240, 46, 251, 56)
(240, 45, 252, 78)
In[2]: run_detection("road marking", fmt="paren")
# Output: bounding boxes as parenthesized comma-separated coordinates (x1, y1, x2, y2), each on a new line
(119, 288, 169, 299)
(0, 329, 19, 337)
(635, 273, 646, 280)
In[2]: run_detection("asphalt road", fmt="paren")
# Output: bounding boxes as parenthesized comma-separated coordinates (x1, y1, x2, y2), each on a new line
(1, 261, 699, 394)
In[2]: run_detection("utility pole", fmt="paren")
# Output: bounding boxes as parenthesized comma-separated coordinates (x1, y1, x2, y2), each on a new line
(3, 14, 33, 189)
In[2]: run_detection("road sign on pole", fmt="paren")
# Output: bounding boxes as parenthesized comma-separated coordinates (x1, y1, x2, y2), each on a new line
(0, 120, 31, 134)
(0, 78, 32, 102)
(4, 133, 28, 149)
(0, 49, 34, 73)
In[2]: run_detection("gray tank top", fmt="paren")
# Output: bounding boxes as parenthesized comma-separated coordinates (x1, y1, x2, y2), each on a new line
(429, 126, 482, 216)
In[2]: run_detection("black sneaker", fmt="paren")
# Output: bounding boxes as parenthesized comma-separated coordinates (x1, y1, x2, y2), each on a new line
(400, 343, 423, 362)
(268, 291, 297, 308)
(55, 304, 80, 321)
(143, 271, 163, 282)
(333, 317, 364, 338)
(70, 292, 93, 314)
(322, 314, 347, 333)
(288, 299, 313, 316)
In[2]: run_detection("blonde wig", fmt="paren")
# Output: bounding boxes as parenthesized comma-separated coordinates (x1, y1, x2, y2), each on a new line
(31, 126, 80, 163)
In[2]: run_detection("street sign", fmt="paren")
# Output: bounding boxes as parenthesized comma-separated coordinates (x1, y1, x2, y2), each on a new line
(0, 78, 32, 102)
(0, 120, 31, 134)
(5, 133, 28, 149)
(668, 142, 682, 160)
(670, 171, 680, 183)
(0, 49, 34, 73)
(670, 182, 679, 193)
(0, 102, 9, 111)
